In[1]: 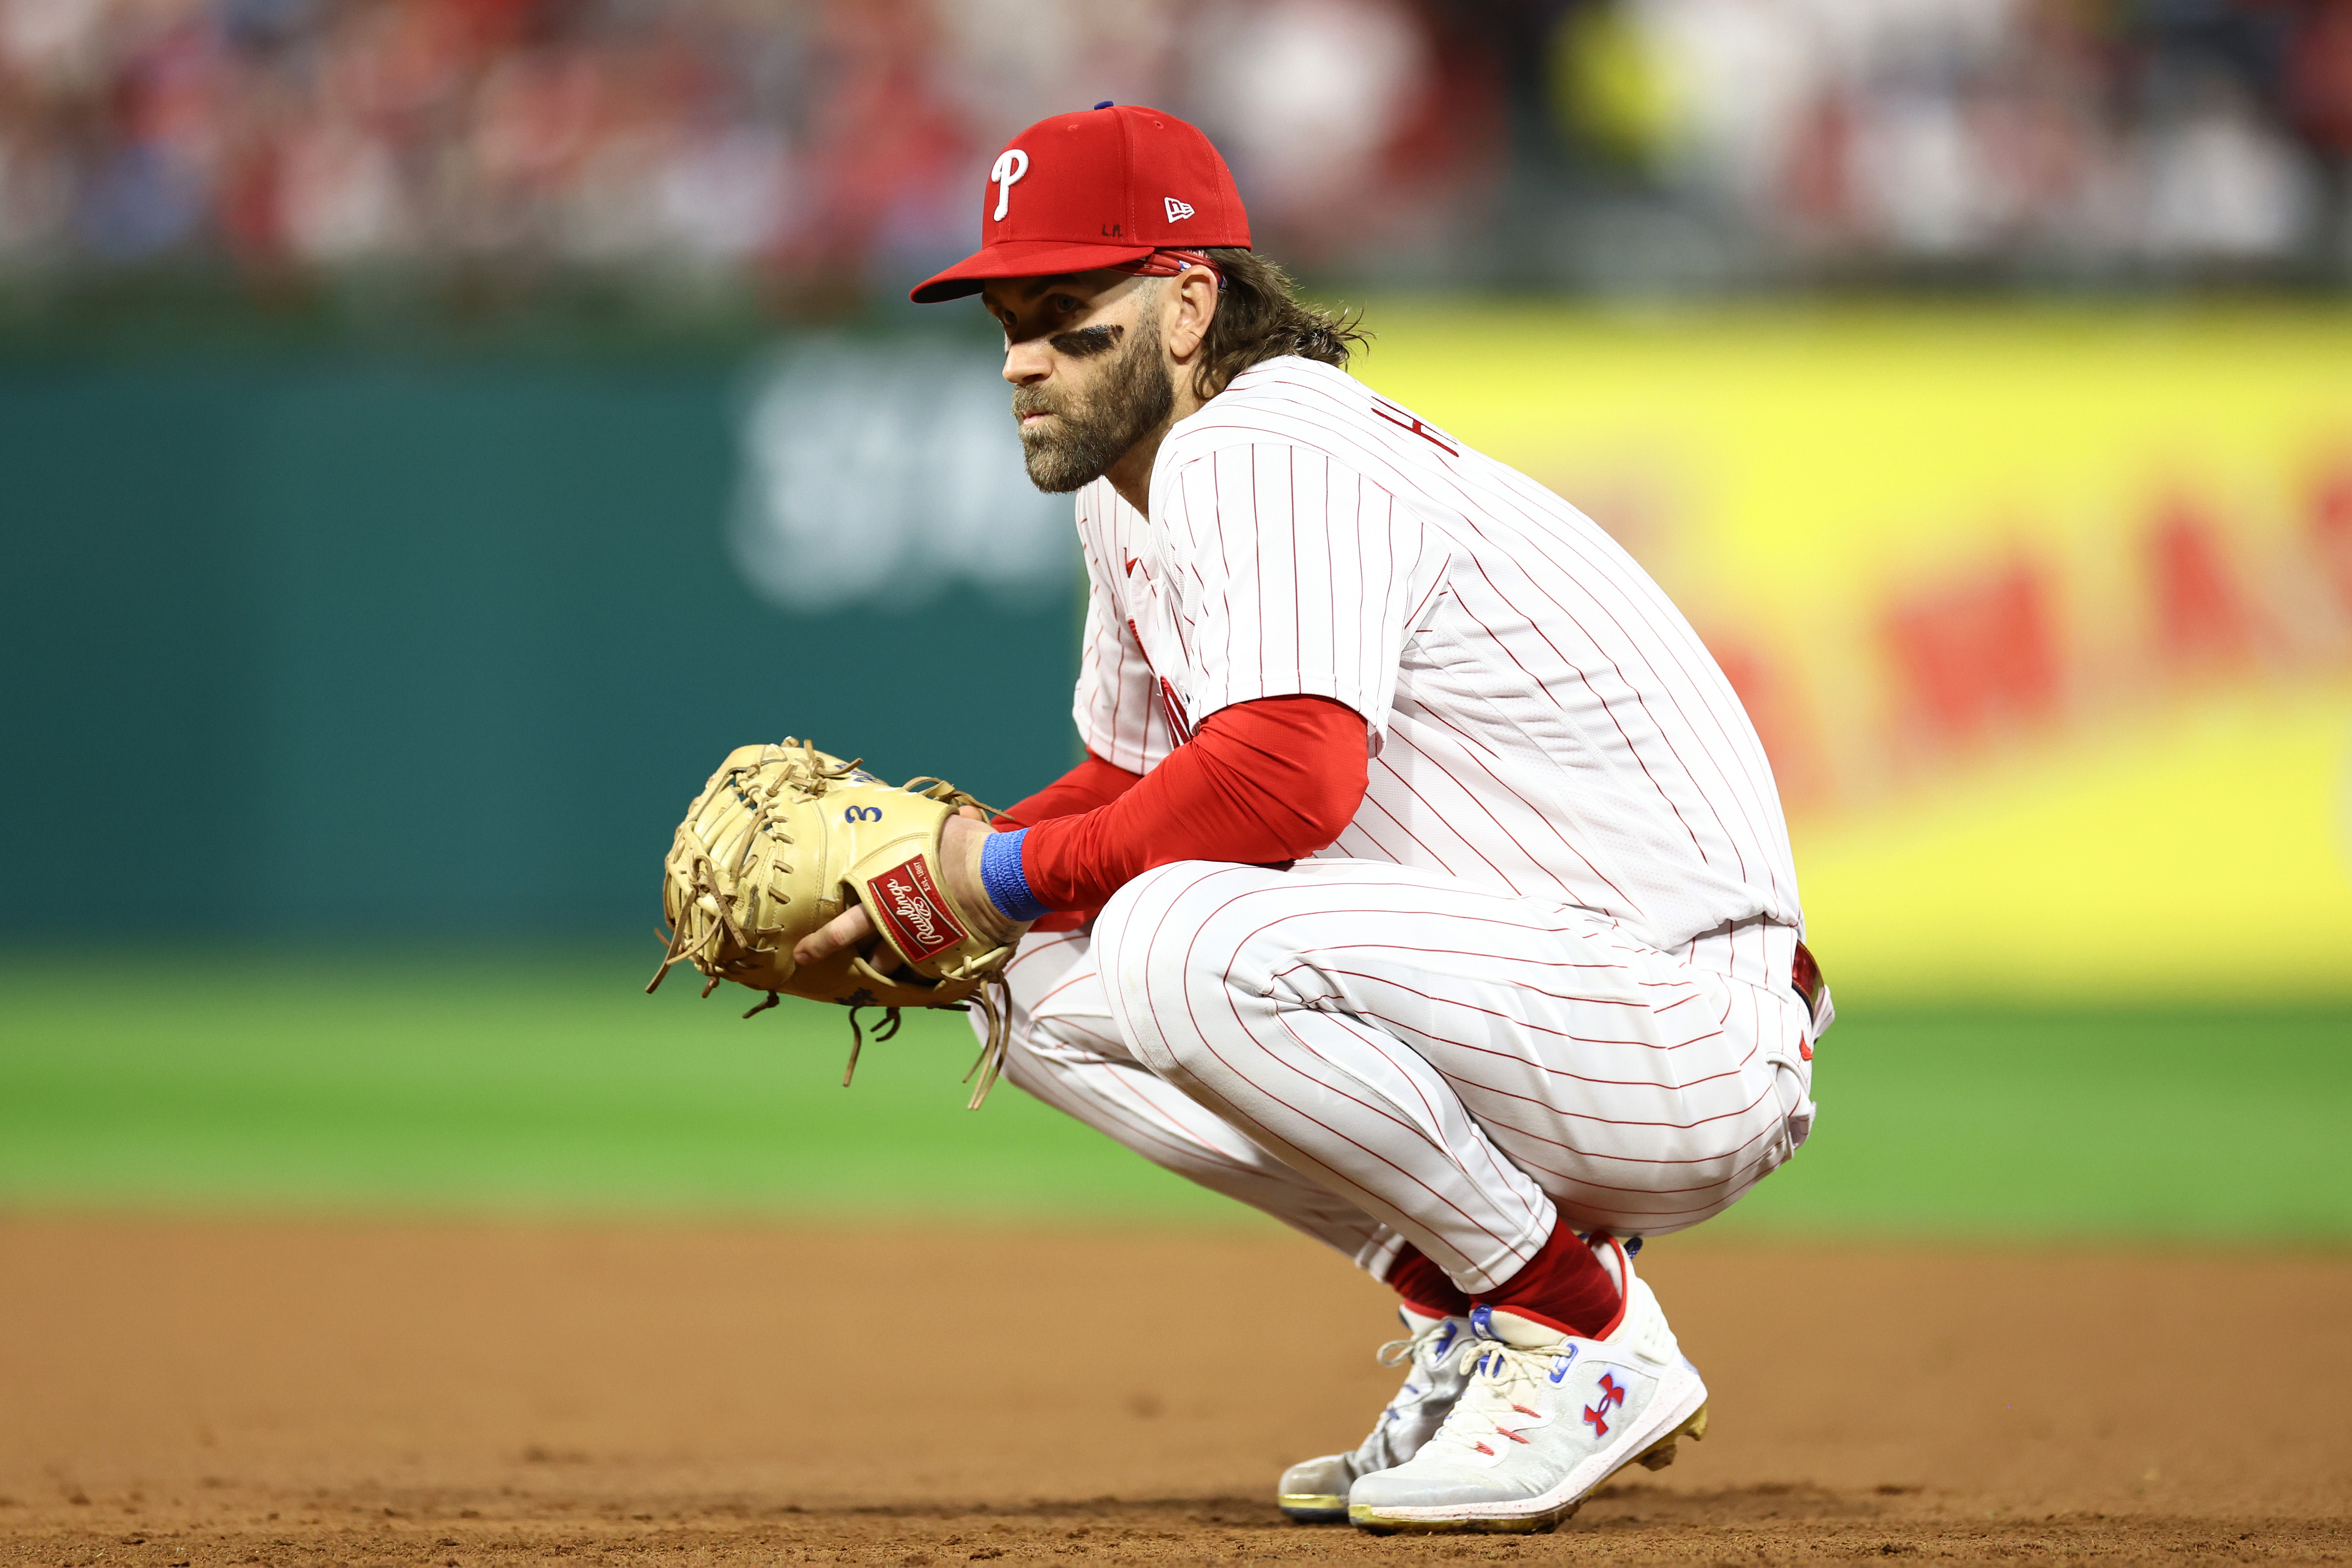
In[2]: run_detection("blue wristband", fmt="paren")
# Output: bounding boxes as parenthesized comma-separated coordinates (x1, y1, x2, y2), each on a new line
(978, 828, 1051, 922)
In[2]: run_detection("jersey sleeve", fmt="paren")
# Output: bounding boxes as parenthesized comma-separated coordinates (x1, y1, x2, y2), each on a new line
(1163, 444, 1448, 742)
(1072, 486, 1176, 774)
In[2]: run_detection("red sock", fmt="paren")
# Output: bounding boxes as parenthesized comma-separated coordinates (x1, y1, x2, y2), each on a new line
(1479, 1220, 1622, 1339)
(1385, 1243, 1472, 1319)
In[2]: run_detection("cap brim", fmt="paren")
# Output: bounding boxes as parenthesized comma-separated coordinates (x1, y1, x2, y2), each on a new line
(910, 239, 1159, 303)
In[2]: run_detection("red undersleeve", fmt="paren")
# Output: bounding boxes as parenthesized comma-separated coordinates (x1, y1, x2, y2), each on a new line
(996, 753, 1143, 832)
(1018, 695, 1369, 917)
(991, 754, 1142, 932)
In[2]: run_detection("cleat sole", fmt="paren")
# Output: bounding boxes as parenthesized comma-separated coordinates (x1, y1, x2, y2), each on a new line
(1348, 1395, 1710, 1536)
(1349, 1501, 1578, 1536)
(1611, 1400, 1708, 1483)
(1277, 1493, 1350, 1524)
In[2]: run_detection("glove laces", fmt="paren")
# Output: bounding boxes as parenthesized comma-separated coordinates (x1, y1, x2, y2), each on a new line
(647, 739, 1016, 1108)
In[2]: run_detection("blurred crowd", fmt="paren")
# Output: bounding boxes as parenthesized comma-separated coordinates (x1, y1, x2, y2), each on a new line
(0, 0, 2346, 299)
(1566, 0, 2352, 278)
(0, 0, 1501, 297)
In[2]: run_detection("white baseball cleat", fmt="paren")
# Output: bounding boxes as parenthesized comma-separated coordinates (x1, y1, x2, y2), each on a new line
(1276, 1310, 1473, 1523)
(1346, 1242, 1708, 1535)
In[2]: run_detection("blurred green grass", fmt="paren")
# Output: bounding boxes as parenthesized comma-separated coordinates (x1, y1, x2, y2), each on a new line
(0, 951, 2344, 1241)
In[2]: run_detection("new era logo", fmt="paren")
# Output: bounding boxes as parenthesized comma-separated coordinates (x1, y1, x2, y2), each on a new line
(1164, 197, 1195, 222)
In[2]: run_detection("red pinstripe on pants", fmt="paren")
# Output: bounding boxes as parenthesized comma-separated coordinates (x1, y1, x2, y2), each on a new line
(984, 858, 1816, 1295)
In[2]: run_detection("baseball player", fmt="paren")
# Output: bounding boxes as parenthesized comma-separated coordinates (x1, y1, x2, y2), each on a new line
(796, 104, 1829, 1535)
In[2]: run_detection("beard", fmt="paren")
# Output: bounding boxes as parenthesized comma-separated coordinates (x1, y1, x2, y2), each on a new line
(1011, 326, 1176, 494)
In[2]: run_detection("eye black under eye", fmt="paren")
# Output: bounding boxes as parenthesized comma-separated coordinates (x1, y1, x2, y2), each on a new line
(1051, 324, 1124, 358)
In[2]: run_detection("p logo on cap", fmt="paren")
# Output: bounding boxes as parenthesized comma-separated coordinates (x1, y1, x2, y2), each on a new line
(991, 149, 1029, 221)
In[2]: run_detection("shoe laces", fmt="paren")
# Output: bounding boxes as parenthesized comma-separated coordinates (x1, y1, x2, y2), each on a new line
(1375, 1315, 1461, 1373)
(1351, 1316, 1463, 1466)
(1422, 1335, 1570, 1460)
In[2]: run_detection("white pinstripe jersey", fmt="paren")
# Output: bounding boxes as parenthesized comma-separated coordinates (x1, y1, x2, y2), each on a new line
(1070, 356, 1804, 987)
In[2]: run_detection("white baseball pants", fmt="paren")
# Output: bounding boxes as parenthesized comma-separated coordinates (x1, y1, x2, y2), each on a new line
(983, 859, 1817, 1295)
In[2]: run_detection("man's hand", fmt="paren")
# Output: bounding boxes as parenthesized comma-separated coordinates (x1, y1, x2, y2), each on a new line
(792, 807, 1028, 969)
(937, 808, 1028, 947)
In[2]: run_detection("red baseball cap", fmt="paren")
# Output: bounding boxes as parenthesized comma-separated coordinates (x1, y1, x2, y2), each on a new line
(910, 104, 1251, 303)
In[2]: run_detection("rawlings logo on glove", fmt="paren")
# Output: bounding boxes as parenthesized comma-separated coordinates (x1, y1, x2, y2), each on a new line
(867, 857, 967, 963)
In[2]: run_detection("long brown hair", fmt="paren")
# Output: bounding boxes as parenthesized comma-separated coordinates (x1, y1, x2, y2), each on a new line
(1190, 249, 1370, 400)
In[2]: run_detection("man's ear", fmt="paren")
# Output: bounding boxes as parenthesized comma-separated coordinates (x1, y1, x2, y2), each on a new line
(1163, 268, 1218, 366)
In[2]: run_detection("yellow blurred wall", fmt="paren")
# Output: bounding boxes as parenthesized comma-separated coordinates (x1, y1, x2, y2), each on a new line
(1355, 303, 2352, 999)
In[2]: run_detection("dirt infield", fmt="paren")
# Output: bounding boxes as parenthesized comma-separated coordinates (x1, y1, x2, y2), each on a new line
(0, 1220, 2344, 1565)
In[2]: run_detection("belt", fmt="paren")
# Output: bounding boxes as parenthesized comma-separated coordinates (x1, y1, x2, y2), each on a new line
(1791, 940, 1830, 1057)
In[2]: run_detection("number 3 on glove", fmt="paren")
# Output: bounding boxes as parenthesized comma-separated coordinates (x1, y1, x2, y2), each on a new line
(645, 738, 1016, 1107)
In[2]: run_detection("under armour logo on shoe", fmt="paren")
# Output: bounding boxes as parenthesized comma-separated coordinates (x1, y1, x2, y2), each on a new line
(1582, 1371, 1628, 1436)
(1164, 196, 1195, 222)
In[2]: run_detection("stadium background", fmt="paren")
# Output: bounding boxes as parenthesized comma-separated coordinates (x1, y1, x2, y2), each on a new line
(1, 0, 2349, 1558)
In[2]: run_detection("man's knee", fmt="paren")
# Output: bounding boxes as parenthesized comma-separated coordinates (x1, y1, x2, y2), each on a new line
(1095, 856, 1210, 959)
(1095, 859, 1288, 1080)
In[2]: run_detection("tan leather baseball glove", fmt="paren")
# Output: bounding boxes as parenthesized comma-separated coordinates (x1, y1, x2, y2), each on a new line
(646, 739, 1014, 1107)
